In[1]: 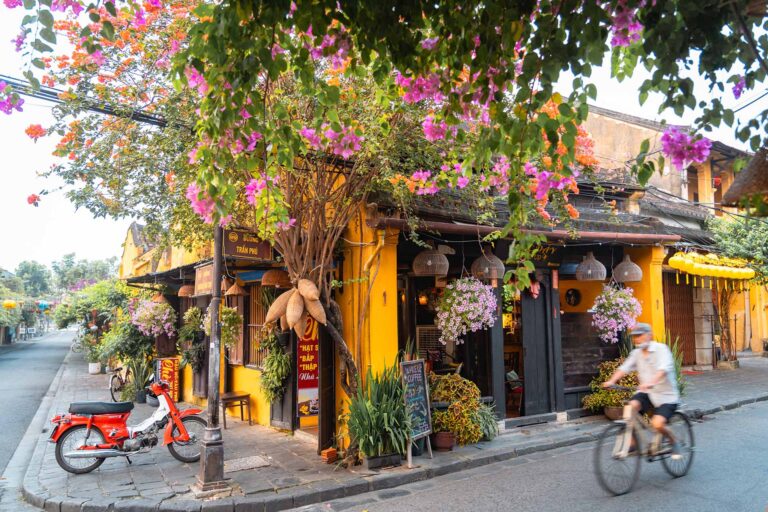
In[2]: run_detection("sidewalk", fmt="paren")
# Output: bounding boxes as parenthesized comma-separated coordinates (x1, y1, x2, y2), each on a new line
(20, 351, 768, 511)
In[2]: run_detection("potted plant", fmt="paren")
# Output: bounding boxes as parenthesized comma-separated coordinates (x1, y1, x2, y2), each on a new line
(429, 373, 484, 448)
(83, 332, 103, 375)
(346, 364, 410, 470)
(435, 276, 497, 345)
(582, 357, 639, 419)
(203, 305, 243, 350)
(591, 285, 642, 345)
(177, 307, 206, 372)
(131, 300, 177, 338)
(259, 327, 292, 403)
(127, 357, 153, 403)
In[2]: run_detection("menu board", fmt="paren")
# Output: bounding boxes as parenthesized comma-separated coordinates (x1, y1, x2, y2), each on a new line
(297, 317, 319, 417)
(401, 359, 432, 440)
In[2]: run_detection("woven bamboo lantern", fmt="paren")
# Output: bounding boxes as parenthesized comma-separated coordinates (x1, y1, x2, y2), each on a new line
(221, 277, 234, 293)
(151, 293, 169, 303)
(225, 282, 247, 296)
(470, 248, 506, 287)
(412, 248, 449, 277)
(262, 269, 291, 288)
(177, 284, 195, 297)
(612, 254, 643, 283)
(575, 252, 606, 281)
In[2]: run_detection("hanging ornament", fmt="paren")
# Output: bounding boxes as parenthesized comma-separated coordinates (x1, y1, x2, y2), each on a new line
(613, 254, 643, 283)
(575, 252, 606, 281)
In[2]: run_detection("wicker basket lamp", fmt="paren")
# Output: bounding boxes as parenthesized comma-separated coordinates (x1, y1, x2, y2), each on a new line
(412, 248, 449, 277)
(470, 248, 506, 287)
(261, 269, 291, 288)
(722, 147, 768, 208)
(225, 282, 247, 296)
(612, 254, 643, 283)
(575, 252, 607, 281)
(177, 284, 195, 297)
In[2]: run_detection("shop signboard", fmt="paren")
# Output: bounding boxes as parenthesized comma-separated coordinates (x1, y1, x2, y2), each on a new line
(297, 317, 319, 417)
(400, 359, 432, 440)
(223, 229, 272, 261)
(156, 357, 180, 402)
(194, 263, 213, 296)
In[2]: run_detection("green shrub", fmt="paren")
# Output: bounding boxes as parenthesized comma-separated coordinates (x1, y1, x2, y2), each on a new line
(259, 329, 291, 403)
(582, 357, 639, 412)
(428, 373, 486, 445)
(177, 307, 205, 372)
(662, 330, 687, 397)
(347, 364, 410, 458)
(473, 402, 500, 441)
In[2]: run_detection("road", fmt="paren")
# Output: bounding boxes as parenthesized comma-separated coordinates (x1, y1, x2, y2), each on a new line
(0, 331, 70, 474)
(297, 401, 768, 512)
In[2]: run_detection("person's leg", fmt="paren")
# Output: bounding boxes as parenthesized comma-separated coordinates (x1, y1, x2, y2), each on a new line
(651, 414, 675, 443)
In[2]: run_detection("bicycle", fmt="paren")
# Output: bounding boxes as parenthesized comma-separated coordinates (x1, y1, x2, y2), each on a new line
(593, 385, 695, 496)
(70, 333, 83, 353)
(108, 366, 132, 402)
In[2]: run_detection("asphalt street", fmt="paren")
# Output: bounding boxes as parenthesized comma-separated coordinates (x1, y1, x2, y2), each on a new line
(298, 401, 768, 512)
(0, 331, 69, 474)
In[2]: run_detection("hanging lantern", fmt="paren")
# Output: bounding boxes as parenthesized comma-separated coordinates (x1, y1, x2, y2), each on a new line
(613, 254, 643, 283)
(225, 282, 247, 296)
(152, 293, 169, 303)
(470, 248, 506, 287)
(178, 284, 195, 297)
(412, 248, 449, 277)
(2, 300, 17, 309)
(221, 277, 234, 293)
(668, 252, 684, 269)
(575, 251, 606, 281)
(262, 269, 291, 288)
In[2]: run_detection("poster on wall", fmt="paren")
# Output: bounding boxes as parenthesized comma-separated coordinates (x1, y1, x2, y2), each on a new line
(297, 317, 319, 417)
(156, 357, 180, 402)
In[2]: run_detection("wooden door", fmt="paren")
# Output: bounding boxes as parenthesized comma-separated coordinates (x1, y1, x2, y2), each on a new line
(270, 331, 296, 430)
(317, 324, 335, 454)
(521, 275, 552, 416)
(663, 273, 696, 365)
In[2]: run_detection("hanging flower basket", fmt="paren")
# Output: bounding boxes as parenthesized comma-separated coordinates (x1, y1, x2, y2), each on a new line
(591, 285, 641, 344)
(130, 300, 177, 338)
(435, 276, 497, 345)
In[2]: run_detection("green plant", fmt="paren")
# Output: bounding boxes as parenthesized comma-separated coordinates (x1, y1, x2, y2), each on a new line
(99, 316, 155, 362)
(203, 305, 243, 349)
(582, 358, 639, 412)
(428, 373, 484, 445)
(127, 357, 153, 391)
(473, 402, 500, 442)
(663, 330, 687, 397)
(83, 332, 103, 364)
(177, 307, 206, 372)
(260, 329, 292, 403)
(120, 380, 137, 402)
(346, 364, 410, 459)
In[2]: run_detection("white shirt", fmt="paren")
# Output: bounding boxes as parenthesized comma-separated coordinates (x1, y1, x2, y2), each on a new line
(618, 341, 680, 407)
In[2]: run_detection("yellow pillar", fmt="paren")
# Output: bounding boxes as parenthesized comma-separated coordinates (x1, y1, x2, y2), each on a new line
(696, 163, 714, 206)
(625, 246, 666, 341)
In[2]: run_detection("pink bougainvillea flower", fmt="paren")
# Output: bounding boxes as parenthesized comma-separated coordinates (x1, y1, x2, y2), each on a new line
(27, 194, 40, 206)
(421, 37, 439, 50)
(3, 0, 22, 8)
(733, 77, 746, 100)
(184, 66, 208, 96)
(245, 131, 262, 151)
(12, 30, 25, 52)
(245, 178, 267, 205)
(276, 218, 297, 231)
(661, 127, 711, 170)
(610, 0, 644, 47)
(89, 50, 107, 67)
(299, 126, 322, 149)
(50, 0, 82, 15)
(422, 114, 447, 141)
(185, 183, 216, 224)
(271, 43, 286, 60)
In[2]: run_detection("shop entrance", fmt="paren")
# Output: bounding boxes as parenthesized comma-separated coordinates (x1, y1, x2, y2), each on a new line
(663, 272, 696, 365)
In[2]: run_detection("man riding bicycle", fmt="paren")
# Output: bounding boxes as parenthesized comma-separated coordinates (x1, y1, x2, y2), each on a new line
(602, 323, 682, 460)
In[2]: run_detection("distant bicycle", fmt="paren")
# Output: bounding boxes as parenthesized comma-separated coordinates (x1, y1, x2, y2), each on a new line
(108, 366, 132, 402)
(70, 334, 83, 353)
(594, 385, 695, 496)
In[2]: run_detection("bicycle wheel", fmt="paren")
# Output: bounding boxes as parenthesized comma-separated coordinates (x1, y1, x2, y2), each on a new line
(661, 412, 695, 478)
(109, 374, 123, 402)
(594, 422, 642, 496)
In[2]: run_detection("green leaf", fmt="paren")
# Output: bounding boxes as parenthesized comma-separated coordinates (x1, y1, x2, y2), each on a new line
(31, 39, 53, 53)
(38, 9, 53, 28)
(637, 162, 654, 186)
(101, 21, 115, 41)
(31, 58, 45, 69)
(104, 1, 117, 17)
(639, 138, 650, 155)
(40, 28, 56, 44)
(89, 11, 100, 23)
(22, 0, 35, 9)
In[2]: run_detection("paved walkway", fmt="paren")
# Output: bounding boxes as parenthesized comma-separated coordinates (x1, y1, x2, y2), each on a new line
(19, 350, 768, 511)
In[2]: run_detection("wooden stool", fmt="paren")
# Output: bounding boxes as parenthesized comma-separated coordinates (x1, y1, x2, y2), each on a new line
(221, 391, 252, 429)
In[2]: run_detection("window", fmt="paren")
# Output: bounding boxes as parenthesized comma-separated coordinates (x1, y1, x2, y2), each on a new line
(246, 284, 269, 368)
(225, 292, 247, 365)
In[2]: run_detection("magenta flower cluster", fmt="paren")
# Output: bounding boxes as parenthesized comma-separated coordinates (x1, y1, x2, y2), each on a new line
(610, 0, 644, 47)
(299, 123, 362, 159)
(733, 77, 746, 100)
(131, 300, 177, 338)
(0, 81, 24, 115)
(660, 127, 712, 171)
(591, 285, 641, 344)
(436, 277, 497, 345)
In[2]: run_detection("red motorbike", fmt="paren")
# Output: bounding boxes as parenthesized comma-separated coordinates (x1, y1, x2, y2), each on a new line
(49, 381, 205, 474)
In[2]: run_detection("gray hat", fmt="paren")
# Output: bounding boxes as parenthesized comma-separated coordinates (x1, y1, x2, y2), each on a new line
(630, 323, 651, 336)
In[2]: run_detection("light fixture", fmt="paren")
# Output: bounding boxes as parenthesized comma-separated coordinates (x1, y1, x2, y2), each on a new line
(225, 282, 247, 296)
(261, 269, 291, 288)
(470, 247, 506, 287)
(221, 277, 234, 293)
(613, 254, 643, 283)
(575, 251, 606, 281)
(412, 247, 449, 277)
(152, 293, 169, 303)
(418, 293, 429, 306)
(177, 284, 195, 297)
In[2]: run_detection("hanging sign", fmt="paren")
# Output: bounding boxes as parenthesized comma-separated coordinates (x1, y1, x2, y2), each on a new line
(297, 317, 319, 417)
(194, 263, 213, 296)
(401, 359, 432, 440)
(223, 229, 272, 261)
(156, 357, 180, 402)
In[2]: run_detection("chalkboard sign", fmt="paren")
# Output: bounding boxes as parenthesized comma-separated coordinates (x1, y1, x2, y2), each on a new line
(401, 359, 432, 440)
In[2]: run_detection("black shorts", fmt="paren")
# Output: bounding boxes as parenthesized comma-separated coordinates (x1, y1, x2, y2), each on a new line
(630, 392, 678, 421)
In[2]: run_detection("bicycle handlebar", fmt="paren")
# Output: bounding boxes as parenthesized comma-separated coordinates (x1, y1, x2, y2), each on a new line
(605, 384, 654, 392)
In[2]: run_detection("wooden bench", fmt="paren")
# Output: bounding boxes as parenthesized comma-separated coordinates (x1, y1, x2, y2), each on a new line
(221, 391, 252, 429)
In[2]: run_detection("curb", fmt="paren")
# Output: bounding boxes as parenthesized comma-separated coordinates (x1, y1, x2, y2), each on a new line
(1, 340, 71, 510)
(22, 383, 768, 511)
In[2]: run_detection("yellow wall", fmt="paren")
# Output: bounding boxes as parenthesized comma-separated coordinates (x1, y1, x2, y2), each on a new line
(625, 247, 666, 341)
(559, 279, 604, 313)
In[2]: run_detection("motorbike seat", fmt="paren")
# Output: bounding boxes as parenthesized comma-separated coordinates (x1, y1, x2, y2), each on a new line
(69, 401, 135, 415)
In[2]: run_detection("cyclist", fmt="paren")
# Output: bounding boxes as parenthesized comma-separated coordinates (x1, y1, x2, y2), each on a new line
(602, 323, 682, 460)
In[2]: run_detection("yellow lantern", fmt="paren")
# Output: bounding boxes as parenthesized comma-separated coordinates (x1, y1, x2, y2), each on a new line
(2, 299, 17, 309)
(745, 268, 756, 280)
(679, 256, 694, 273)
(668, 253, 684, 270)
(691, 263, 705, 276)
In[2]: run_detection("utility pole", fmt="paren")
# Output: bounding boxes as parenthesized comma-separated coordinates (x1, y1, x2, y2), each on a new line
(194, 225, 229, 494)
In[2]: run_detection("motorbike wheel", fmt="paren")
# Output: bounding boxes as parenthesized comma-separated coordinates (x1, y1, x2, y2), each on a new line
(167, 415, 206, 463)
(109, 374, 122, 402)
(55, 425, 106, 474)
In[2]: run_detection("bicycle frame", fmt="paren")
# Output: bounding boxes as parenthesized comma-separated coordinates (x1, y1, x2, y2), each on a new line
(612, 404, 667, 461)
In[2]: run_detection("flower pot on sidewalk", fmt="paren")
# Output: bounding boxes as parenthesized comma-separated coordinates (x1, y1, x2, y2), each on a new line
(88, 362, 102, 375)
(604, 406, 624, 421)
(431, 431, 456, 451)
(135, 390, 147, 403)
(363, 453, 402, 471)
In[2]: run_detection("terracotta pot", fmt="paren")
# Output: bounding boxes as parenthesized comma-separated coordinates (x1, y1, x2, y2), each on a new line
(604, 406, 624, 421)
(432, 431, 456, 451)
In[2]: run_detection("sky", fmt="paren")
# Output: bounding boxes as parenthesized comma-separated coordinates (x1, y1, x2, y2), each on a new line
(0, 9, 764, 273)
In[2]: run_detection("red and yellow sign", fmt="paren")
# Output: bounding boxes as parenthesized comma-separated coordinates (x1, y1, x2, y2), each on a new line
(157, 357, 180, 402)
(297, 317, 319, 417)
